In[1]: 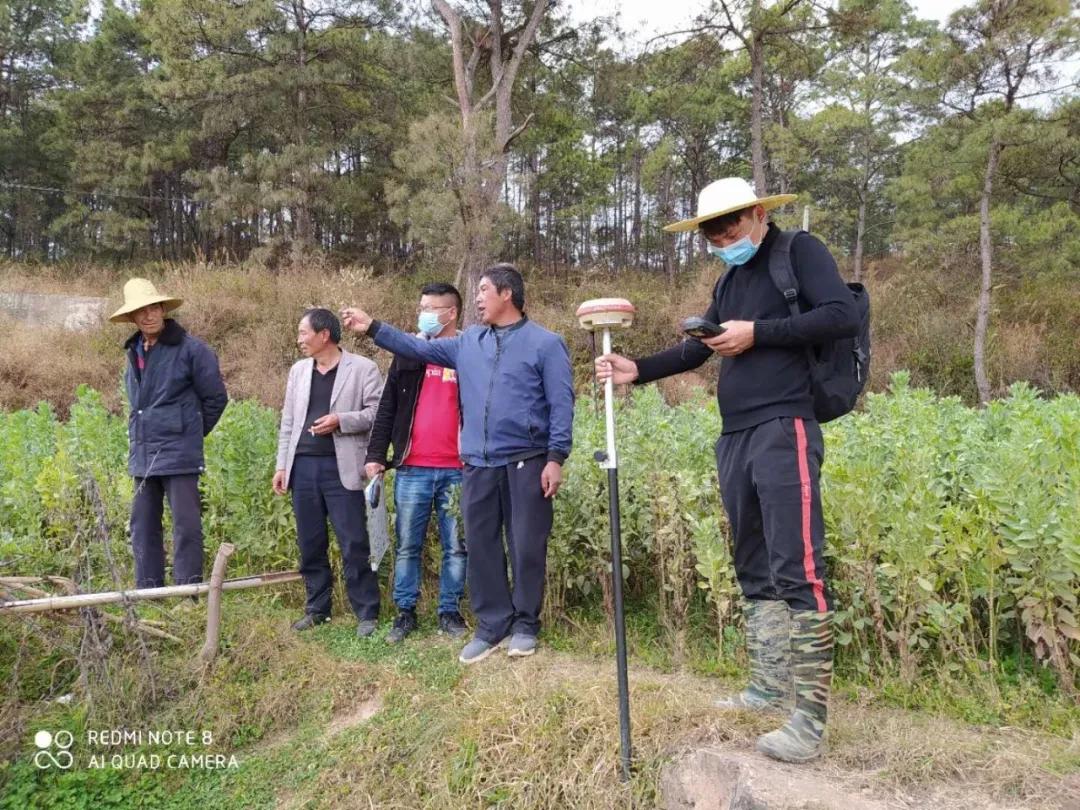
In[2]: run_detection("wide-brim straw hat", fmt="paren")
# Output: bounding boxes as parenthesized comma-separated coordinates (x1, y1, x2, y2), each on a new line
(663, 177, 797, 233)
(109, 278, 183, 323)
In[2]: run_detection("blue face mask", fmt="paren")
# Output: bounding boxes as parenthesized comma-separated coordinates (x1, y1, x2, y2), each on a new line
(707, 219, 763, 266)
(417, 311, 444, 337)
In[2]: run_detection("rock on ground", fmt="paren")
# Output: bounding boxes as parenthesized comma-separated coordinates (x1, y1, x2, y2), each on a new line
(659, 747, 895, 810)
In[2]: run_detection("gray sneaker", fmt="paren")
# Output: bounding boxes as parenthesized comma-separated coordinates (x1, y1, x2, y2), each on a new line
(459, 636, 502, 664)
(507, 634, 537, 657)
(356, 619, 378, 638)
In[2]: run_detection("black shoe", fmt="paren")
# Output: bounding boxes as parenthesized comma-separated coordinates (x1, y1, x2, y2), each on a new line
(438, 611, 468, 639)
(386, 610, 417, 644)
(291, 614, 329, 632)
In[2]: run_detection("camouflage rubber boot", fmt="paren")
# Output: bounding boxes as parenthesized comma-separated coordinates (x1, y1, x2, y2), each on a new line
(714, 599, 793, 713)
(756, 610, 834, 763)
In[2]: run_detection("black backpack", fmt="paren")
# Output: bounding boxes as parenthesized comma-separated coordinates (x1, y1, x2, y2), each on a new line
(767, 229, 871, 423)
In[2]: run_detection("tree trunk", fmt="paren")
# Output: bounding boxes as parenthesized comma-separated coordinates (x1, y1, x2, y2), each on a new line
(631, 142, 642, 268)
(853, 197, 867, 283)
(434, 0, 549, 323)
(617, 141, 626, 271)
(530, 149, 542, 266)
(749, 31, 768, 193)
(974, 136, 1003, 406)
(660, 163, 676, 282)
(292, 14, 312, 266)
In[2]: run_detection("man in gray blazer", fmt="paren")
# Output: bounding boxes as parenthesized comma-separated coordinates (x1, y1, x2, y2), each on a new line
(273, 308, 384, 637)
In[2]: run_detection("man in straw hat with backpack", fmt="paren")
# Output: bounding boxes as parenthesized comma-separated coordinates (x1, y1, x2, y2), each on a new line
(110, 278, 228, 592)
(596, 178, 869, 763)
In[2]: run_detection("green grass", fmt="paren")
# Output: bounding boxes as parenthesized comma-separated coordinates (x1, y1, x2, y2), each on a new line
(3, 595, 1079, 809)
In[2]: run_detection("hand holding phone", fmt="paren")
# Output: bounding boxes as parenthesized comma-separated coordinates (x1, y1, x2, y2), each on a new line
(681, 316, 727, 339)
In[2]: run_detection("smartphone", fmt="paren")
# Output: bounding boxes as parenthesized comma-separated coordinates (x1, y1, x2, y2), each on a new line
(681, 316, 726, 339)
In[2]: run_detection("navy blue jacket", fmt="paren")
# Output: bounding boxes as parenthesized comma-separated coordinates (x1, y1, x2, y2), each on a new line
(369, 317, 573, 468)
(123, 319, 228, 477)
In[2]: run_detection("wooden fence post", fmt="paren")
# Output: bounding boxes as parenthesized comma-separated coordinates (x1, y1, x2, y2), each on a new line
(199, 543, 236, 665)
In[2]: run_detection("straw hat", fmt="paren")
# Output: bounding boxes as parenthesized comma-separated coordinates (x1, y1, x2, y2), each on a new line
(109, 278, 183, 324)
(663, 178, 797, 233)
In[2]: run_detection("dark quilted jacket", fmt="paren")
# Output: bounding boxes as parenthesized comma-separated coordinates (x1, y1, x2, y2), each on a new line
(123, 319, 228, 477)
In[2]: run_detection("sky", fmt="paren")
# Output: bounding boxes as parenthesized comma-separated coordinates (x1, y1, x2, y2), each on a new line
(564, 0, 1077, 109)
(566, 0, 969, 47)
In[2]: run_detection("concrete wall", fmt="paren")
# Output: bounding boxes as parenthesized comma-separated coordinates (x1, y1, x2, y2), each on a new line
(0, 291, 109, 332)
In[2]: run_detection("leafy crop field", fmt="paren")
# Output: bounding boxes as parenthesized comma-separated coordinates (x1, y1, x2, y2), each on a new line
(2, 373, 1079, 808)
(2, 373, 1077, 697)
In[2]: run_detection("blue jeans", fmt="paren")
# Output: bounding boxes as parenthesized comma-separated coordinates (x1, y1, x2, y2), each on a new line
(393, 466, 466, 615)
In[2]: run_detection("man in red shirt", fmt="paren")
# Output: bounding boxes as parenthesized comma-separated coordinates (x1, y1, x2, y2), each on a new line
(365, 284, 467, 642)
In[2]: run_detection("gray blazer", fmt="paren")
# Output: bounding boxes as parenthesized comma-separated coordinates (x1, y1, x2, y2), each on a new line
(275, 350, 384, 491)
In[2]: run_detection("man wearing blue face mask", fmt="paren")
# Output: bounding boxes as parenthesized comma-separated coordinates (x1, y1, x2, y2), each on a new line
(596, 177, 860, 765)
(365, 283, 468, 643)
(344, 265, 574, 664)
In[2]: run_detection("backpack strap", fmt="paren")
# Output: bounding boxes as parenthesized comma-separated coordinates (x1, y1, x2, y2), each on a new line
(767, 228, 804, 318)
(713, 265, 736, 312)
(768, 228, 819, 379)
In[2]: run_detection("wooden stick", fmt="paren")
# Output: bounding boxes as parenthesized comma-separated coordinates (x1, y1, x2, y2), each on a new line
(100, 611, 183, 643)
(8, 588, 182, 641)
(2, 578, 183, 641)
(198, 543, 236, 665)
(1, 582, 50, 598)
(0, 571, 302, 615)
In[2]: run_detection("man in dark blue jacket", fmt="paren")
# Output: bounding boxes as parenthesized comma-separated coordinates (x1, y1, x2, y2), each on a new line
(342, 264, 574, 663)
(110, 279, 228, 590)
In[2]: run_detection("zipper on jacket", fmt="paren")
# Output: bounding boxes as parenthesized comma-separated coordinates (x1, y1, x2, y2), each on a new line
(481, 330, 503, 464)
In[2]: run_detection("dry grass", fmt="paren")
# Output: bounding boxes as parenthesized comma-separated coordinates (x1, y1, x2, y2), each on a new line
(3, 256, 1079, 416)
(3, 597, 1076, 809)
(0, 597, 370, 763)
(0, 259, 708, 414)
(0, 261, 415, 414)
(301, 653, 727, 809)
(289, 650, 1077, 810)
(0, 315, 122, 413)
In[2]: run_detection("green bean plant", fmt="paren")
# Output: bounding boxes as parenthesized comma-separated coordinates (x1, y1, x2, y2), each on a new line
(2, 375, 1076, 692)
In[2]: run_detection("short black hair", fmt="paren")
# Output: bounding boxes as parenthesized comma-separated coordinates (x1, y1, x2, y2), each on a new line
(481, 263, 525, 312)
(699, 205, 756, 238)
(302, 308, 341, 344)
(420, 282, 462, 318)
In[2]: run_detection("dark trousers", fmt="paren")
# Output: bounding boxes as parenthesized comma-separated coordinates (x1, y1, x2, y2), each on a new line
(290, 454, 380, 620)
(130, 474, 204, 588)
(715, 416, 832, 612)
(461, 456, 553, 643)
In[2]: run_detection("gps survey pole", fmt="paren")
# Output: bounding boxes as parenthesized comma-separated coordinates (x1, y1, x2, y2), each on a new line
(575, 297, 635, 782)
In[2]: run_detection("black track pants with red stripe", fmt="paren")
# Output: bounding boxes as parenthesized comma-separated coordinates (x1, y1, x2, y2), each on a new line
(714, 416, 831, 612)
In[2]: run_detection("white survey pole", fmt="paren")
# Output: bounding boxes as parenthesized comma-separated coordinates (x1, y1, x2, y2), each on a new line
(602, 328, 617, 469)
(575, 297, 636, 782)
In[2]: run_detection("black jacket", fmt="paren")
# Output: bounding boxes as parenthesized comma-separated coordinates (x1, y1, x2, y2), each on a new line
(635, 224, 859, 433)
(123, 319, 228, 477)
(364, 353, 425, 468)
